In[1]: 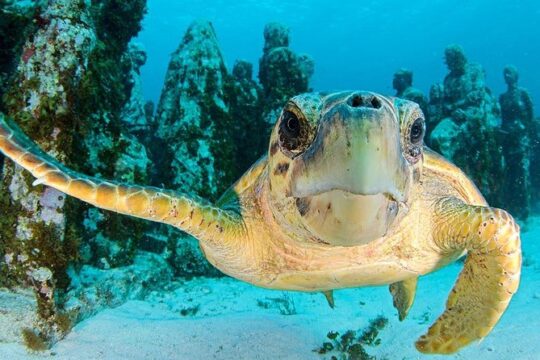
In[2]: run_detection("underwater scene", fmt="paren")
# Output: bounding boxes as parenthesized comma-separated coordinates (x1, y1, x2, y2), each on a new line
(0, 0, 539, 359)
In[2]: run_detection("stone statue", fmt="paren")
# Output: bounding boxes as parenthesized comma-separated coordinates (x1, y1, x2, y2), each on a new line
(429, 45, 504, 207)
(499, 65, 534, 218)
(392, 68, 428, 116)
(258, 23, 314, 133)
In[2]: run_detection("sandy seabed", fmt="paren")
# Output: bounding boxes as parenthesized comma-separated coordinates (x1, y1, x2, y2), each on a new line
(1, 217, 539, 360)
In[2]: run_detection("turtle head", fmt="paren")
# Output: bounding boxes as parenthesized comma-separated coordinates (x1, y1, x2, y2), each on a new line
(267, 91, 425, 246)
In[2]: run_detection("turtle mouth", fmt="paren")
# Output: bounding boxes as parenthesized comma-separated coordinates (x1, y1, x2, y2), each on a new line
(293, 188, 400, 246)
(290, 185, 405, 204)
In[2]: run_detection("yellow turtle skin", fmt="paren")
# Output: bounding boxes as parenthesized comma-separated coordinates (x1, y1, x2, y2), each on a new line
(0, 91, 521, 354)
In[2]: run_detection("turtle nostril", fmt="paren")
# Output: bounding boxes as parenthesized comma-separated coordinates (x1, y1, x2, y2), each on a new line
(351, 95, 364, 108)
(370, 97, 381, 109)
(348, 93, 382, 109)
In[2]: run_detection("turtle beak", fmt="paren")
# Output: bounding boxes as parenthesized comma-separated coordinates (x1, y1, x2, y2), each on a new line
(289, 92, 411, 202)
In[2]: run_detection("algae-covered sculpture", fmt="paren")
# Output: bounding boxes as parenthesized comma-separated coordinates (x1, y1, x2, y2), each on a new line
(392, 68, 428, 116)
(499, 65, 534, 218)
(0, 91, 521, 354)
(429, 45, 505, 207)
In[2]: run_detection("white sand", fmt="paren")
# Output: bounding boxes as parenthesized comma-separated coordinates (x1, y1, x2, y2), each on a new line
(1, 217, 539, 360)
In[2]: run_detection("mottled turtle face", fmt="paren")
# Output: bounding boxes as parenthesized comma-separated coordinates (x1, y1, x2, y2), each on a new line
(267, 91, 425, 246)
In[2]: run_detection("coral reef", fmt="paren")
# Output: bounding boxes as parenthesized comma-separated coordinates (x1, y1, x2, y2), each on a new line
(422, 46, 537, 217)
(64, 253, 173, 323)
(154, 19, 234, 199)
(428, 45, 505, 206)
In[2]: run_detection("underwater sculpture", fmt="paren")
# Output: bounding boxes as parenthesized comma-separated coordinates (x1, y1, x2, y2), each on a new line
(429, 45, 505, 208)
(259, 22, 314, 134)
(0, 91, 521, 354)
(499, 65, 534, 218)
(392, 68, 428, 117)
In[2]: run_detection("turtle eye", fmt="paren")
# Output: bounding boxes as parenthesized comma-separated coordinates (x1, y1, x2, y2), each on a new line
(283, 111, 300, 138)
(409, 118, 425, 145)
(405, 117, 425, 162)
(278, 110, 310, 157)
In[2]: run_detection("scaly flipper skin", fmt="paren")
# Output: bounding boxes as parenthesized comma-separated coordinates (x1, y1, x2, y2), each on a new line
(416, 197, 521, 354)
(0, 114, 243, 247)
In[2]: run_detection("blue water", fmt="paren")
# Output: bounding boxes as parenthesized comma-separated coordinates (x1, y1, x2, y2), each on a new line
(137, 0, 540, 110)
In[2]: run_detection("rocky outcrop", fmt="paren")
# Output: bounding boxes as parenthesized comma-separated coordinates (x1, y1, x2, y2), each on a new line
(152, 20, 234, 277)
(151, 21, 315, 277)
(0, 0, 151, 347)
(392, 68, 428, 126)
(0, 0, 98, 346)
(154, 20, 234, 199)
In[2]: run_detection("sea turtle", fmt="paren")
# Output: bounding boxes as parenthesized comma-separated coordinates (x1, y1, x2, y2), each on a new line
(0, 91, 521, 354)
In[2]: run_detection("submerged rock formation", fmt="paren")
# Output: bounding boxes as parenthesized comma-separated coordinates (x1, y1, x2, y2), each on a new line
(259, 22, 314, 134)
(153, 20, 234, 277)
(0, 0, 98, 345)
(428, 45, 504, 206)
(0, 0, 154, 347)
(154, 20, 234, 199)
(499, 65, 534, 218)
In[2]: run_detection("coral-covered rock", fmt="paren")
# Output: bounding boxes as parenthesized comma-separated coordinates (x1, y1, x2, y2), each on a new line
(0, 0, 98, 345)
(0, 0, 152, 347)
(0, 1, 42, 99)
(154, 19, 234, 199)
(429, 118, 460, 159)
(64, 253, 173, 323)
(153, 20, 235, 277)
(426, 83, 444, 142)
(121, 43, 150, 135)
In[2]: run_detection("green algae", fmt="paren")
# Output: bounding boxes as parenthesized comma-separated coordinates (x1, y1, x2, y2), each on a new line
(21, 328, 48, 352)
(315, 315, 389, 360)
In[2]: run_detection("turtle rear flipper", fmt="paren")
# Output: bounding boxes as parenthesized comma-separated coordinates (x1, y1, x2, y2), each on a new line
(416, 198, 521, 354)
(0, 114, 243, 247)
(389, 277, 418, 321)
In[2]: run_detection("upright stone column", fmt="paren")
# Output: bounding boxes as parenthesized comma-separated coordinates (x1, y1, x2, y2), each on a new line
(153, 20, 235, 277)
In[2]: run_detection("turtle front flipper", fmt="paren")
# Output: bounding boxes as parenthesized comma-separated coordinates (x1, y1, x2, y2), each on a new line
(416, 197, 521, 354)
(0, 114, 244, 247)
